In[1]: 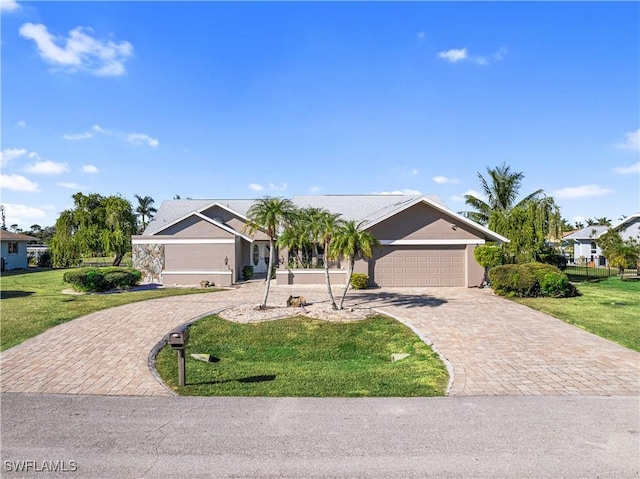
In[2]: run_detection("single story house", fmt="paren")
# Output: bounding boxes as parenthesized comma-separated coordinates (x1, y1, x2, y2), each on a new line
(0, 230, 38, 271)
(132, 195, 508, 288)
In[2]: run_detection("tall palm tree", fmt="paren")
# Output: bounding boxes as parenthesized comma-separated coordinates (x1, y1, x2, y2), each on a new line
(244, 196, 297, 309)
(277, 210, 309, 268)
(134, 195, 157, 232)
(463, 163, 560, 262)
(317, 210, 345, 310)
(463, 163, 543, 225)
(329, 220, 380, 310)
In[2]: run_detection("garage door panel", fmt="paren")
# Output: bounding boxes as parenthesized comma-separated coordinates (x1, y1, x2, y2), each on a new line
(374, 246, 465, 287)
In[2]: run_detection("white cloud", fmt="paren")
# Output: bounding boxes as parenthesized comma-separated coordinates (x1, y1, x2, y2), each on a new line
(416, 31, 426, 41)
(93, 124, 110, 134)
(376, 189, 422, 195)
(309, 186, 321, 193)
(0, 0, 20, 12)
(127, 133, 159, 148)
(58, 182, 85, 190)
(438, 48, 467, 63)
(438, 46, 507, 66)
(450, 189, 484, 202)
(553, 184, 614, 199)
(249, 183, 263, 191)
(24, 160, 69, 175)
(17, 120, 26, 128)
(616, 129, 640, 151)
(0, 148, 28, 166)
(19, 23, 133, 77)
(3, 204, 47, 227)
(82, 164, 99, 174)
(0, 174, 39, 192)
(432, 175, 459, 184)
(614, 162, 640, 174)
(63, 132, 93, 141)
(269, 183, 288, 191)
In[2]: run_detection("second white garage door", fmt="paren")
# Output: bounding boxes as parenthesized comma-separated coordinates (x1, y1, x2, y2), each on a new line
(373, 246, 466, 287)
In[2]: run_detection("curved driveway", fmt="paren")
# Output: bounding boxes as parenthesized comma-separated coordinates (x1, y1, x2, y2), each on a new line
(1, 283, 638, 397)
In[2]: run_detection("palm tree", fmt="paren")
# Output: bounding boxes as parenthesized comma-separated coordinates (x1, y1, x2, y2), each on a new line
(277, 210, 309, 268)
(134, 195, 157, 232)
(329, 220, 380, 310)
(463, 163, 544, 225)
(463, 163, 560, 262)
(598, 230, 640, 280)
(244, 196, 297, 309)
(317, 210, 345, 310)
(595, 217, 612, 226)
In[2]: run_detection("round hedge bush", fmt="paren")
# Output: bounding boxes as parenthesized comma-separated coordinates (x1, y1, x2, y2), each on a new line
(488, 263, 579, 298)
(350, 273, 369, 290)
(63, 267, 142, 292)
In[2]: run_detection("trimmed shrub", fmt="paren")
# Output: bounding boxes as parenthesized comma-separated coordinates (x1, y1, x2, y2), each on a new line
(488, 263, 578, 298)
(242, 265, 254, 281)
(350, 273, 369, 290)
(537, 253, 568, 271)
(37, 250, 53, 268)
(63, 267, 142, 292)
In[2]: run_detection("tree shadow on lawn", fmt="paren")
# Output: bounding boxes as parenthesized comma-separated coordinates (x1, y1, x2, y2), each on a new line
(188, 375, 277, 386)
(0, 290, 35, 299)
(347, 291, 448, 309)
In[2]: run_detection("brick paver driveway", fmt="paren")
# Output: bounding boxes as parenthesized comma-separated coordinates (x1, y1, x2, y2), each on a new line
(1, 283, 638, 397)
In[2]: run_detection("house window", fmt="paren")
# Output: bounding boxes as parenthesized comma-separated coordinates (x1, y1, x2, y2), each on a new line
(8, 242, 18, 254)
(590, 241, 597, 255)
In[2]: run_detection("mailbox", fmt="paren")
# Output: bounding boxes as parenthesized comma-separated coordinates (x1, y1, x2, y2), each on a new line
(168, 329, 188, 350)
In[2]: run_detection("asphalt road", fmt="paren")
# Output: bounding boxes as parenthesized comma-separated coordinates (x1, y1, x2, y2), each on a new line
(1, 393, 638, 478)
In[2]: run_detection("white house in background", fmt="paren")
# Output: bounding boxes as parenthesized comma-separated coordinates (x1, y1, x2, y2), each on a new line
(612, 213, 640, 242)
(0, 231, 38, 271)
(564, 214, 640, 266)
(564, 225, 609, 265)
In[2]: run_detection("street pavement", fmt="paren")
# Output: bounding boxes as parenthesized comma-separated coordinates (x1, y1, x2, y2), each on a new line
(1, 393, 638, 478)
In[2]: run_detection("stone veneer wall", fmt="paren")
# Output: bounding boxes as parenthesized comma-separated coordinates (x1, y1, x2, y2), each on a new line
(132, 244, 164, 284)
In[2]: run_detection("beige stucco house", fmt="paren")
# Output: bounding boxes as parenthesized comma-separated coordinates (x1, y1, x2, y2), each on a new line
(132, 195, 508, 288)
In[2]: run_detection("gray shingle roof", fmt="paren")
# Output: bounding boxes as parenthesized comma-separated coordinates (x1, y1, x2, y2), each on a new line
(140, 194, 503, 241)
(563, 225, 610, 240)
(143, 199, 256, 235)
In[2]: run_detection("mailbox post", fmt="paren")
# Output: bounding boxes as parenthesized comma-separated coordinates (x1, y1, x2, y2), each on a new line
(168, 329, 188, 386)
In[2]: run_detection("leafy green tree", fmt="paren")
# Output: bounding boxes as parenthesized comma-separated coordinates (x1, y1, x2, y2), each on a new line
(329, 220, 380, 310)
(244, 196, 297, 309)
(597, 230, 640, 280)
(50, 193, 137, 267)
(595, 217, 612, 226)
(473, 244, 503, 287)
(134, 194, 157, 232)
(463, 163, 561, 263)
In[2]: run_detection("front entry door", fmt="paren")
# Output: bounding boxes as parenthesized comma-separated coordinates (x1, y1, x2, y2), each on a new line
(251, 242, 270, 274)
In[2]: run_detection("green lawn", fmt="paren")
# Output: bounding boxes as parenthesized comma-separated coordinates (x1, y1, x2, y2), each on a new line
(0, 268, 214, 351)
(155, 315, 449, 397)
(515, 277, 640, 352)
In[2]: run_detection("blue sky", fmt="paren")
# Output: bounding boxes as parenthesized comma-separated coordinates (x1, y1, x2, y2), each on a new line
(1, 1, 639, 230)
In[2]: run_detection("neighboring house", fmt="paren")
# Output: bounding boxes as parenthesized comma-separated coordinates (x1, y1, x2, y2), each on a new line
(612, 213, 640, 242)
(564, 214, 640, 266)
(132, 195, 508, 288)
(563, 225, 609, 266)
(0, 231, 38, 271)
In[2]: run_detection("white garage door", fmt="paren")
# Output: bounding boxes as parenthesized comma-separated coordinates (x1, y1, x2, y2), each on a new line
(373, 246, 465, 287)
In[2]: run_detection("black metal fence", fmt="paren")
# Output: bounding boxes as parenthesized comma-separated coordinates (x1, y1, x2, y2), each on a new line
(565, 265, 639, 279)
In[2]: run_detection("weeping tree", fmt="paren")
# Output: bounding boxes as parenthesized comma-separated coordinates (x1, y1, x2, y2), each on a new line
(244, 196, 297, 309)
(50, 193, 137, 267)
(463, 163, 561, 263)
(329, 220, 380, 310)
